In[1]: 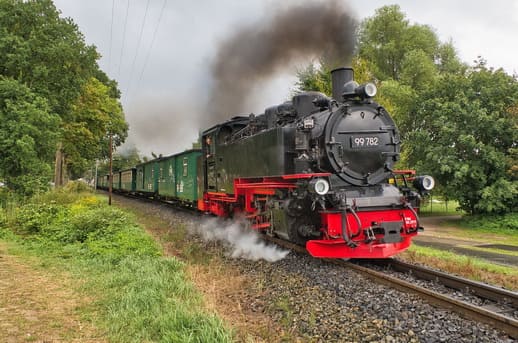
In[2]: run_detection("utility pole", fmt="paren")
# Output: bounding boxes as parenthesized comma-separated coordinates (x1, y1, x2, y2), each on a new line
(109, 134, 113, 206)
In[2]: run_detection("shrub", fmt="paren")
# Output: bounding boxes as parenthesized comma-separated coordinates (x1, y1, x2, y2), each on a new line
(15, 202, 65, 234)
(460, 212, 518, 231)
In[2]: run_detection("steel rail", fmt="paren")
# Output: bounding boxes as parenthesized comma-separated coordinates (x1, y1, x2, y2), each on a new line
(262, 235, 518, 339)
(102, 193, 518, 339)
(369, 258, 518, 307)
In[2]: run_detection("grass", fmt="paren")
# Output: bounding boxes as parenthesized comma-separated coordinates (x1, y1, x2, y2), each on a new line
(459, 245, 518, 257)
(0, 187, 233, 342)
(401, 245, 518, 290)
(426, 216, 518, 245)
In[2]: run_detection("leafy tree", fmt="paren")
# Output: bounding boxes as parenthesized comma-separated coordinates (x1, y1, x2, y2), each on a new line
(0, 77, 60, 195)
(0, 0, 128, 187)
(64, 78, 128, 178)
(358, 5, 442, 81)
(0, 0, 99, 119)
(407, 62, 518, 214)
(97, 146, 142, 176)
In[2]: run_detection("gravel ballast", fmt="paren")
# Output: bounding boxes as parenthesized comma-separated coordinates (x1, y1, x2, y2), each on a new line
(113, 195, 515, 342)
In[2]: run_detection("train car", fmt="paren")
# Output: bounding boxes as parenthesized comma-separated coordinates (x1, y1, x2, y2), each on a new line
(156, 150, 201, 206)
(136, 159, 161, 196)
(96, 174, 109, 190)
(198, 67, 434, 259)
(120, 168, 136, 193)
(112, 171, 121, 191)
(157, 155, 176, 199)
(174, 149, 201, 207)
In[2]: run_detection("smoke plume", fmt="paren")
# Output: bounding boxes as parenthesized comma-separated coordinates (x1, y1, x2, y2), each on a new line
(206, 0, 357, 126)
(190, 218, 289, 262)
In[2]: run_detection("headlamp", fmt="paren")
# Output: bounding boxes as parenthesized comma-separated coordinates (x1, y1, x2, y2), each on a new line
(308, 178, 330, 195)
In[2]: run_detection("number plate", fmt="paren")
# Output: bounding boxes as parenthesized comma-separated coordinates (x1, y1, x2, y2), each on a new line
(351, 136, 380, 148)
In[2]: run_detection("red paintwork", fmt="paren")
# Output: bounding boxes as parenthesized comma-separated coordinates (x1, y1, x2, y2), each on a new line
(200, 173, 331, 216)
(306, 237, 413, 259)
(307, 209, 419, 258)
(199, 172, 420, 259)
(321, 209, 418, 237)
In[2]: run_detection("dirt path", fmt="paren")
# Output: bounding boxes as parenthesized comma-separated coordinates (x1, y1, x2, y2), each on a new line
(0, 242, 103, 343)
(415, 216, 518, 267)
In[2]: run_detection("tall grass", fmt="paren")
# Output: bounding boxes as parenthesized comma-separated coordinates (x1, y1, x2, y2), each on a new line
(0, 187, 233, 342)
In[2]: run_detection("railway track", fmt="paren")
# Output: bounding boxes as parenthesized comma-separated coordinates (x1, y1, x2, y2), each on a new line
(262, 235, 518, 339)
(108, 191, 518, 339)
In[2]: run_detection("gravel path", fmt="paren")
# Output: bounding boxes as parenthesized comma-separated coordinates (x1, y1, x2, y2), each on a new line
(112, 194, 515, 342)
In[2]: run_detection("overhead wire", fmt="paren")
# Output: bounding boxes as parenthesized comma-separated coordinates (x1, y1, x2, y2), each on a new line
(125, 0, 151, 96)
(107, 0, 115, 73)
(132, 0, 168, 98)
(117, 0, 131, 80)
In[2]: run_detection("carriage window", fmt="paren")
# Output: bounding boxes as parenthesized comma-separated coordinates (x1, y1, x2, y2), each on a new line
(183, 157, 188, 176)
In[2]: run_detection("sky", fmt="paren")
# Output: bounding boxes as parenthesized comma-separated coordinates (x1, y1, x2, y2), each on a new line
(52, 0, 518, 157)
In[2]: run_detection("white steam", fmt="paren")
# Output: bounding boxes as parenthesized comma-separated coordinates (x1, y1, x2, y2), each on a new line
(190, 218, 289, 262)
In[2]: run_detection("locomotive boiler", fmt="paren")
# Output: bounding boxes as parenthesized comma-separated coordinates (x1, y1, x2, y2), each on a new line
(199, 67, 434, 258)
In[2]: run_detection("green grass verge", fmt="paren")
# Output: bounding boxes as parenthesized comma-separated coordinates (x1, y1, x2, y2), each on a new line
(0, 187, 233, 342)
(458, 245, 518, 257)
(406, 245, 518, 277)
(433, 215, 518, 244)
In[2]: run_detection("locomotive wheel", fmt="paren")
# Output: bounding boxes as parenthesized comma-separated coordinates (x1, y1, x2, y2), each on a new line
(285, 199, 321, 245)
(286, 214, 310, 245)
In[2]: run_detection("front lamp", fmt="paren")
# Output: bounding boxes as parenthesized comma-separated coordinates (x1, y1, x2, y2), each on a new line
(308, 178, 330, 195)
(355, 83, 377, 98)
(413, 175, 435, 192)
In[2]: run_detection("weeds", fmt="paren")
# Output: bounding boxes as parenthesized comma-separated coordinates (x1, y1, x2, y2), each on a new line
(1, 190, 233, 342)
(401, 246, 518, 290)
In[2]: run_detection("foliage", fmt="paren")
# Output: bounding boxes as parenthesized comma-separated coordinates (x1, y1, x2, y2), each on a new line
(97, 145, 142, 176)
(459, 212, 518, 232)
(65, 77, 128, 178)
(0, 0, 98, 121)
(0, 77, 60, 195)
(407, 63, 518, 214)
(1, 190, 233, 341)
(357, 5, 446, 81)
(0, 0, 128, 186)
(295, 5, 517, 215)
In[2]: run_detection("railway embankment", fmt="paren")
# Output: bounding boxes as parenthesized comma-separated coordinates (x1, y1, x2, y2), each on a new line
(114, 193, 516, 342)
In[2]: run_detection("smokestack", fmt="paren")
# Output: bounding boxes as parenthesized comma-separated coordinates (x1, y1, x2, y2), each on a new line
(331, 67, 354, 102)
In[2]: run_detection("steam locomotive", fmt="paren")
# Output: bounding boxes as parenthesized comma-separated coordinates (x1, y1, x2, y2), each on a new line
(100, 67, 434, 258)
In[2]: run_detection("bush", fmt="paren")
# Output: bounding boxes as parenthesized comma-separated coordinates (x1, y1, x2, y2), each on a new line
(460, 212, 518, 231)
(15, 202, 65, 234)
(10, 194, 161, 261)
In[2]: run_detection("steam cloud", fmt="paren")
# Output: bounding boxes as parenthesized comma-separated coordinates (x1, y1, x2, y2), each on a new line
(190, 218, 289, 262)
(206, 0, 358, 126)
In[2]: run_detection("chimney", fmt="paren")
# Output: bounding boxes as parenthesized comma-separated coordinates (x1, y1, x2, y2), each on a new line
(331, 67, 354, 102)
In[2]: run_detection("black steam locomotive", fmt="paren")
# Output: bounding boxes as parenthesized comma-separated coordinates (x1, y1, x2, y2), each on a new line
(200, 67, 433, 258)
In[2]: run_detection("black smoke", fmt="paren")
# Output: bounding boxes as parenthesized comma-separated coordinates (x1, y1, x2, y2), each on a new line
(206, 0, 358, 126)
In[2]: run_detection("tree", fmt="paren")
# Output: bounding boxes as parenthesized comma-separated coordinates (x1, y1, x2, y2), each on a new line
(0, 0, 99, 119)
(64, 78, 128, 178)
(407, 62, 518, 214)
(0, 0, 128, 186)
(295, 5, 517, 215)
(98, 146, 142, 176)
(0, 77, 60, 195)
